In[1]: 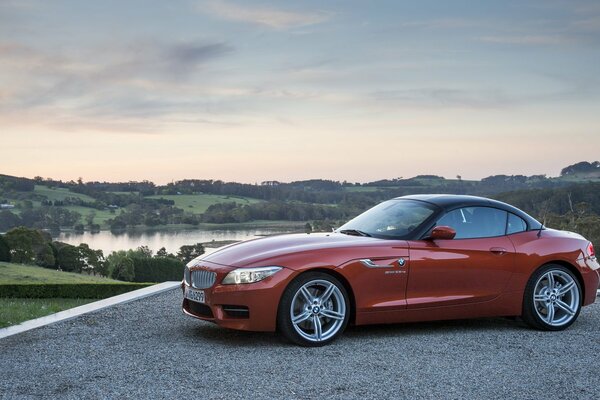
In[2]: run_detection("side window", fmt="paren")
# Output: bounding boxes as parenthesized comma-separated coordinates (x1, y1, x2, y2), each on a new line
(507, 213, 527, 234)
(436, 207, 508, 239)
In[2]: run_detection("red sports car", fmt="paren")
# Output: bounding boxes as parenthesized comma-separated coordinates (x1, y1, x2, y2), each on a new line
(182, 195, 599, 346)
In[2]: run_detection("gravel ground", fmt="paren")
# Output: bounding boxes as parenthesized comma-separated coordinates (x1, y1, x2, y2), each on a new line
(1, 289, 599, 399)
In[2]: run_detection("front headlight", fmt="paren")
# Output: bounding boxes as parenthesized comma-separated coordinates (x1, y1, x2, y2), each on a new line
(221, 266, 282, 285)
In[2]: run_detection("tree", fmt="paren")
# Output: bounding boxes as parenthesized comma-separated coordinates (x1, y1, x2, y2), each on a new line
(85, 212, 96, 227)
(77, 243, 105, 275)
(106, 251, 135, 281)
(4, 227, 52, 265)
(0, 234, 10, 262)
(55, 243, 84, 272)
(36, 244, 56, 268)
(136, 245, 153, 258)
(177, 243, 205, 264)
(0, 211, 22, 232)
(156, 247, 173, 258)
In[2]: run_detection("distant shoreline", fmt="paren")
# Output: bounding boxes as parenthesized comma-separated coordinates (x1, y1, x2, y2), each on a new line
(50, 220, 307, 237)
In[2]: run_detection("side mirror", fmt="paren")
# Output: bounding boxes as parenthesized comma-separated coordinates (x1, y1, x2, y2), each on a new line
(430, 225, 456, 240)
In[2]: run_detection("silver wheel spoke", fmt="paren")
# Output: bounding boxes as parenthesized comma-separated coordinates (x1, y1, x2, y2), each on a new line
(556, 300, 575, 316)
(546, 272, 555, 289)
(313, 316, 322, 340)
(320, 309, 345, 320)
(292, 311, 312, 324)
(533, 294, 546, 302)
(545, 303, 555, 323)
(300, 286, 313, 303)
(320, 283, 335, 303)
(557, 281, 575, 296)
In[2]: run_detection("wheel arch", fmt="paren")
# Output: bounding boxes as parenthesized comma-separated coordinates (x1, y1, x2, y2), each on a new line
(277, 267, 357, 327)
(537, 260, 585, 300)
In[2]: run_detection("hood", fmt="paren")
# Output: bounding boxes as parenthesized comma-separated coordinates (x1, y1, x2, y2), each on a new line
(201, 232, 389, 267)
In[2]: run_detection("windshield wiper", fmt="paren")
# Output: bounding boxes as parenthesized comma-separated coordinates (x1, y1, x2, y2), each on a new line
(339, 229, 372, 237)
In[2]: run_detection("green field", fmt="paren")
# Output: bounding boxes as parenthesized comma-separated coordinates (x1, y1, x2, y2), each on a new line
(0, 298, 94, 328)
(343, 186, 384, 192)
(33, 185, 95, 202)
(147, 194, 262, 214)
(0, 262, 121, 284)
(64, 206, 115, 226)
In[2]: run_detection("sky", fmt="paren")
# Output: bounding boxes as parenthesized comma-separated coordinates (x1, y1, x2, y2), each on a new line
(1, 0, 599, 184)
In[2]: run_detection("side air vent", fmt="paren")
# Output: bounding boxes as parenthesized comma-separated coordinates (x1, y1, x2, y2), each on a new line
(222, 305, 250, 318)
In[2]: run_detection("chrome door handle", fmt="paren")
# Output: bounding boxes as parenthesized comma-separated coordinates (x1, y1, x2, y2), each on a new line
(490, 247, 507, 255)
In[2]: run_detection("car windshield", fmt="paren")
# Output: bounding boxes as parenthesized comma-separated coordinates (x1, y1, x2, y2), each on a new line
(337, 199, 436, 239)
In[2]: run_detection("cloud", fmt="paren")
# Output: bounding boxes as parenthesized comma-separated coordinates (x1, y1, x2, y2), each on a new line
(198, 0, 330, 29)
(572, 16, 600, 32)
(95, 40, 233, 82)
(0, 39, 236, 132)
(400, 18, 486, 30)
(369, 88, 513, 109)
(479, 35, 572, 45)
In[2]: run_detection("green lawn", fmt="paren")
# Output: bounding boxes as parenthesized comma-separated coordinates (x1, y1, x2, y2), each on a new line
(0, 262, 145, 328)
(33, 185, 96, 202)
(63, 205, 115, 226)
(0, 298, 94, 328)
(147, 194, 262, 214)
(0, 262, 122, 284)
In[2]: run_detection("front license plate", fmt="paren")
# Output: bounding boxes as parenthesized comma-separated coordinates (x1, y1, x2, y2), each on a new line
(185, 287, 205, 303)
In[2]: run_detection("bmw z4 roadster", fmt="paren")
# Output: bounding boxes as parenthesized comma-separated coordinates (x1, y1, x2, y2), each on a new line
(182, 195, 599, 346)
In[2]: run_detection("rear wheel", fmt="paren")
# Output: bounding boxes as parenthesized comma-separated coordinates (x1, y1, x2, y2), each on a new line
(522, 264, 581, 330)
(277, 272, 350, 346)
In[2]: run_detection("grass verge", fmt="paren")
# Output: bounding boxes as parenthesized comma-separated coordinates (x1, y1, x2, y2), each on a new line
(0, 262, 124, 284)
(0, 298, 94, 328)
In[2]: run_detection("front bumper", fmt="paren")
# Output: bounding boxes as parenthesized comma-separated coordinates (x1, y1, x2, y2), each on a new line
(577, 255, 600, 306)
(181, 261, 296, 332)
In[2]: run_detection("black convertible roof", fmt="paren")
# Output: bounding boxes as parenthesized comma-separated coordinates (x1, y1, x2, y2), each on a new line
(397, 194, 542, 229)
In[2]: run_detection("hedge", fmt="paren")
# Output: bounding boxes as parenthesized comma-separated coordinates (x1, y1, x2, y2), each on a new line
(131, 256, 184, 283)
(0, 283, 153, 299)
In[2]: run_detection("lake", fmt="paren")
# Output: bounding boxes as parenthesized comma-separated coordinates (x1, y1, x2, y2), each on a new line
(57, 227, 302, 256)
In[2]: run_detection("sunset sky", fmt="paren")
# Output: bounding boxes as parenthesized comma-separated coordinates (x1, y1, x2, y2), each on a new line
(1, 0, 599, 183)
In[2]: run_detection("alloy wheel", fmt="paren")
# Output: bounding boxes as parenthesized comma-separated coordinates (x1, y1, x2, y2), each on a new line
(290, 279, 346, 343)
(532, 269, 580, 327)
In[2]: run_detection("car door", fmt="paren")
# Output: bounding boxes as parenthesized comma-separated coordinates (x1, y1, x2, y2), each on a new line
(406, 206, 516, 309)
(337, 241, 410, 313)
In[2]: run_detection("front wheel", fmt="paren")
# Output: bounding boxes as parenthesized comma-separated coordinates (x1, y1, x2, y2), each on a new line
(522, 264, 582, 330)
(277, 272, 350, 346)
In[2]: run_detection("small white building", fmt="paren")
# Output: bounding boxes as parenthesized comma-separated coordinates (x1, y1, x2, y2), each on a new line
(0, 204, 15, 209)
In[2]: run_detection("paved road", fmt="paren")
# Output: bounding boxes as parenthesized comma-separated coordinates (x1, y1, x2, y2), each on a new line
(1, 289, 599, 399)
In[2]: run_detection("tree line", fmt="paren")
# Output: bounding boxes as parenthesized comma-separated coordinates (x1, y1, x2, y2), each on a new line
(1, 160, 600, 232)
(0, 227, 205, 282)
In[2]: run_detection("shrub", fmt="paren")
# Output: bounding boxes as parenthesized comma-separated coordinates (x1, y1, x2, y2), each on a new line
(111, 256, 135, 282)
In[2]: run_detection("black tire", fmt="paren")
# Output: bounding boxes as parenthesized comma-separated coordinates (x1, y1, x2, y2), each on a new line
(522, 264, 582, 331)
(277, 271, 350, 347)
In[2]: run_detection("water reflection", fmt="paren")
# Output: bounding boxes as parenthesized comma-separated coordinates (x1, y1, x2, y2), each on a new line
(57, 227, 298, 255)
